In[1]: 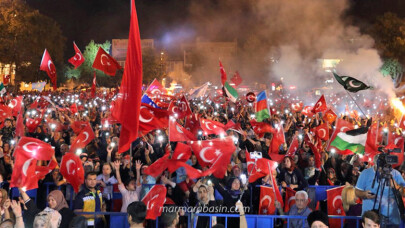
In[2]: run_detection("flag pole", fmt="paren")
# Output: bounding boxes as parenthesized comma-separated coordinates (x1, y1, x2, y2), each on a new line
(345, 91, 367, 118)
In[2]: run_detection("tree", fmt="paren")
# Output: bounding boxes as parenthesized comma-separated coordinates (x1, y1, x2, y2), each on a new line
(380, 58, 404, 87)
(142, 48, 161, 84)
(370, 12, 405, 61)
(0, 0, 65, 83)
(64, 40, 123, 87)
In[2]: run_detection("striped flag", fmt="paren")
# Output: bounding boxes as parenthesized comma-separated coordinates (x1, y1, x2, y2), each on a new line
(0, 82, 6, 96)
(255, 91, 270, 122)
(223, 81, 238, 102)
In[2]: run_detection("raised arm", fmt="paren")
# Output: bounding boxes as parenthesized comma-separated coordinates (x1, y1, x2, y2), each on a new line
(114, 160, 122, 185)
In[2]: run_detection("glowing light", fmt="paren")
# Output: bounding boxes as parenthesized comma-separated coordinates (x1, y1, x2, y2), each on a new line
(331, 148, 336, 154)
(391, 98, 405, 114)
(111, 142, 116, 147)
(158, 135, 164, 142)
(76, 149, 82, 155)
(51, 124, 56, 129)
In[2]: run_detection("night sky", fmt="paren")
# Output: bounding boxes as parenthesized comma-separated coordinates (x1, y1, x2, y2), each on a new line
(26, 0, 405, 59)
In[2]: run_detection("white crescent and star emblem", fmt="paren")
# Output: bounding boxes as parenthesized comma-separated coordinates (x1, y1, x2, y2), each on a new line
(100, 54, 111, 66)
(66, 159, 76, 175)
(200, 147, 214, 163)
(22, 158, 34, 176)
(176, 124, 184, 134)
(332, 195, 342, 209)
(340, 127, 350, 132)
(260, 195, 272, 212)
(315, 101, 322, 110)
(139, 106, 153, 123)
(47, 60, 56, 74)
(73, 53, 82, 61)
(394, 137, 401, 145)
(147, 194, 160, 209)
(204, 121, 213, 131)
(180, 101, 188, 112)
(9, 99, 17, 108)
(151, 88, 162, 95)
(23, 142, 40, 154)
(176, 153, 185, 160)
(77, 131, 89, 144)
(287, 196, 295, 205)
(318, 129, 326, 138)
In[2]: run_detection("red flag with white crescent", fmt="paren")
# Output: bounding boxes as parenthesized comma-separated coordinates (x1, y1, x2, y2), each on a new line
(142, 185, 167, 219)
(69, 125, 95, 154)
(9, 96, 23, 117)
(0, 104, 13, 122)
(312, 95, 327, 113)
(138, 103, 169, 136)
(10, 137, 55, 190)
(189, 137, 235, 178)
(68, 42, 85, 69)
(327, 186, 346, 228)
(92, 47, 122, 76)
(284, 187, 296, 213)
(169, 119, 196, 141)
(39, 49, 57, 91)
(231, 71, 242, 86)
(200, 118, 226, 136)
(259, 186, 276, 215)
(314, 123, 329, 141)
(60, 152, 84, 193)
(286, 135, 299, 157)
(146, 79, 167, 96)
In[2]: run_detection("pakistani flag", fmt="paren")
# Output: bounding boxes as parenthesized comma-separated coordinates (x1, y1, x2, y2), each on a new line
(224, 81, 238, 102)
(0, 83, 6, 96)
(330, 127, 368, 154)
(333, 73, 371, 93)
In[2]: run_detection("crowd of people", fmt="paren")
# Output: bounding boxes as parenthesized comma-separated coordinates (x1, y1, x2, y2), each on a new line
(0, 89, 403, 228)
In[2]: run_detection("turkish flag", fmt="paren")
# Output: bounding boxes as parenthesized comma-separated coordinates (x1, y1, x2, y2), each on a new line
(327, 186, 346, 228)
(111, 0, 143, 154)
(246, 152, 278, 183)
(328, 119, 354, 153)
(92, 47, 122, 76)
(219, 61, 227, 86)
(9, 96, 23, 116)
(71, 121, 91, 135)
(185, 114, 202, 136)
(0, 104, 12, 121)
(154, 97, 169, 109)
(312, 95, 327, 113)
(259, 186, 276, 215)
(138, 103, 169, 136)
(15, 108, 25, 138)
(26, 117, 42, 133)
(190, 137, 235, 178)
(270, 168, 284, 208)
(168, 96, 192, 119)
(291, 102, 303, 112)
(301, 106, 314, 117)
(39, 49, 57, 91)
(250, 120, 275, 138)
(68, 42, 85, 69)
(388, 134, 404, 168)
(35, 159, 58, 180)
(169, 119, 196, 141)
(69, 125, 95, 153)
(142, 185, 167, 220)
(286, 135, 299, 157)
(91, 72, 96, 98)
(305, 134, 322, 169)
(269, 124, 285, 154)
(314, 123, 329, 141)
(231, 71, 242, 86)
(146, 79, 167, 96)
(399, 115, 405, 129)
(10, 137, 55, 190)
(200, 118, 226, 136)
(47, 119, 63, 133)
(323, 109, 337, 124)
(143, 154, 170, 177)
(60, 153, 84, 192)
(284, 187, 296, 213)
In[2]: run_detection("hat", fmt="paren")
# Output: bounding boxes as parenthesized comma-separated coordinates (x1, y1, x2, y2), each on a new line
(307, 210, 329, 227)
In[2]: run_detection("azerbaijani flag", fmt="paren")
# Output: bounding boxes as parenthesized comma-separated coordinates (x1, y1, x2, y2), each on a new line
(255, 91, 270, 122)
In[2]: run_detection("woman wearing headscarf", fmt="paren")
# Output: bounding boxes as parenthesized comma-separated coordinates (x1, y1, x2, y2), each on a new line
(20, 189, 75, 228)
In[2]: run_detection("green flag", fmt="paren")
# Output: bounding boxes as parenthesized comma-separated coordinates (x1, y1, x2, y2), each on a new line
(224, 81, 238, 102)
(0, 83, 6, 96)
(333, 73, 371, 93)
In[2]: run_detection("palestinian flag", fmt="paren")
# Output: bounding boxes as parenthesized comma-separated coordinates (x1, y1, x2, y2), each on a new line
(255, 91, 270, 122)
(330, 127, 368, 155)
(333, 73, 371, 93)
(223, 81, 238, 102)
(0, 82, 6, 96)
